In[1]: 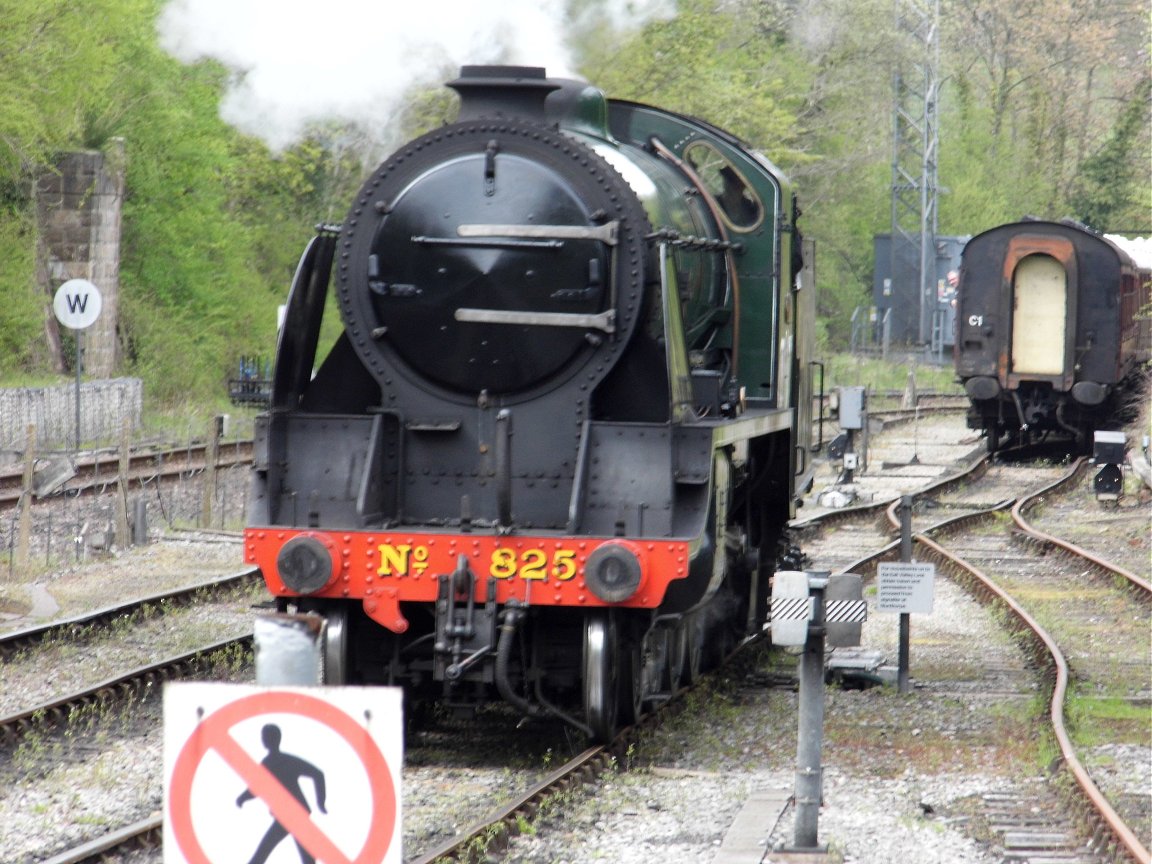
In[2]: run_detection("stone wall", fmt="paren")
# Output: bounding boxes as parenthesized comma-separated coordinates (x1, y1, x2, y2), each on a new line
(0, 379, 142, 455)
(36, 142, 125, 377)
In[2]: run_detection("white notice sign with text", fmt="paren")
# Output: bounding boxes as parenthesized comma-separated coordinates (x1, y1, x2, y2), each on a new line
(876, 562, 935, 614)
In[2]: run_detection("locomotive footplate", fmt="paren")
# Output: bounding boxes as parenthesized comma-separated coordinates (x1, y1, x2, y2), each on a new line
(433, 555, 499, 687)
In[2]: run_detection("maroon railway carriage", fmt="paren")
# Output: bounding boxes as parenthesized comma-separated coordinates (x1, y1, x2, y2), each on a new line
(954, 218, 1150, 452)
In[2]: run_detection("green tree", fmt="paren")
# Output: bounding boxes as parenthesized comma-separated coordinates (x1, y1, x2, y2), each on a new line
(0, 0, 142, 376)
(1068, 76, 1152, 233)
(943, 0, 1149, 230)
(0, 207, 46, 375)
(3, 0, 1148, 392)
(114, 51, 314, 403)
(781, 0, 899, 346)
(0, 0, 370, 403)
(580, 0, 808, 157)
(0, 0, 125, 176)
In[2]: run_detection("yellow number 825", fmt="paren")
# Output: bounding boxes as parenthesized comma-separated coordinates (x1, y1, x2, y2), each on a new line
(489, 548, 577, 581)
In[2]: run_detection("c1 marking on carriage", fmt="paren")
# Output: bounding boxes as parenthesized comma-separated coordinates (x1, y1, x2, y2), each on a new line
(164, 684, 402, 864)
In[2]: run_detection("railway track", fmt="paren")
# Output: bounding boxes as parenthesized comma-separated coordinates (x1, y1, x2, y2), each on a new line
(924, 467, 1149, 863)
(0, 567, 260, 657)
(0, 568, 260, 863)
(28, 706, 601, 864)
(14, 587, 765, 864)
(0, 634, 252, 748)
(1, 555, 612, 864)
(0, 439, 252, 508)
(402, 637, 776, 864)
(405, 742, 617, 864)
(0, 402, 960, 512)
(1, 629, 255, 863)
(9, 416, 1148, 863)
(801, 456, 1149, 863)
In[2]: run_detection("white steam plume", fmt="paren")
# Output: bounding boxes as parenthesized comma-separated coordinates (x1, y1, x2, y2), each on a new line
(158, 0, 675, 152)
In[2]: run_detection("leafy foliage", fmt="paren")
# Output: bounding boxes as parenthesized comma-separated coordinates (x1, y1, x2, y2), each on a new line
(941, 0, 1150, 233)
(0, 0, 125, 175)
(0, 0, 1147, 407)
(1068, 76, 1152, 233)
(112, 53, 291, 401)
(0, 0, 144, 377)
(0, 0, 364, 403)
(582, 0, 809, 158)
(592, 0, 1150, 337)
(0, 208, 48, 372)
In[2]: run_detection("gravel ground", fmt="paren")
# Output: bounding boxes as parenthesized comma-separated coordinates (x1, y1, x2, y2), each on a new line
(0, 531, 246, 627)
(2, 409, 1148, 863)
(498, 578, 1046, 864)
(0, 531, 251, 864)
(496, 410, 1151, 863)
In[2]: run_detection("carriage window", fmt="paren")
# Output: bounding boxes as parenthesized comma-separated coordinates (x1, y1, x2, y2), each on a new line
(684, 142, 762, 230)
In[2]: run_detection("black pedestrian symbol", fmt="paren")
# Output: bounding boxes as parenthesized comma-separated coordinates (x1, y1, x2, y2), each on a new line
(236, 723, 328, 864)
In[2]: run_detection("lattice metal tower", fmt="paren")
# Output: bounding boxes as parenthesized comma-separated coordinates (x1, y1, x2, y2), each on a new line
(889, 0, 941, 345)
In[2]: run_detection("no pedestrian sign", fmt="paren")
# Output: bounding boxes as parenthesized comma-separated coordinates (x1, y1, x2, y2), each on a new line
(164, 683, 402, 864)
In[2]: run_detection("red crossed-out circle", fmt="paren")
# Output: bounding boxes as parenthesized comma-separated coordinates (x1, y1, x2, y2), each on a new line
(169, 690, 396, 864)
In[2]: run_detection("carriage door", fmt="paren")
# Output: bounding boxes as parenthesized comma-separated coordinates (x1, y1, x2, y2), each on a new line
(1011, 253, 1067, 376)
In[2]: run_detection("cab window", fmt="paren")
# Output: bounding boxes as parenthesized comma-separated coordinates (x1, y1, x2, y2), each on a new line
(684, 142, 762, 231)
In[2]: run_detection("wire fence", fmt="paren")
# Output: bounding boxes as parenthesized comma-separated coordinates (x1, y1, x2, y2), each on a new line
(0, 379, 144, 456)
(3, 439, 251, 581)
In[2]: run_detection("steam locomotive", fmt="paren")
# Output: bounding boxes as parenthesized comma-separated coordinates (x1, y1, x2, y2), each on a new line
(954, 218, 1150, 452)
(245, 65, 816, 740)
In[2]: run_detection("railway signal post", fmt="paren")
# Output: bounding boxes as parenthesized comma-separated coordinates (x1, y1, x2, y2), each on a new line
(1092, 431, 1127, 500)
(770, 570, 867, 853)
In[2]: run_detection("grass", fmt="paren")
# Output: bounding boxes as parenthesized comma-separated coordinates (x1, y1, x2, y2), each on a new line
(820, 352, 963, 394)
(137, 400, 262, 445)
(0, 372, 72, 389)
(820, 675, 1049, 779)
(966, 510, 1013, 534)
(1067, 692, 1151, 747)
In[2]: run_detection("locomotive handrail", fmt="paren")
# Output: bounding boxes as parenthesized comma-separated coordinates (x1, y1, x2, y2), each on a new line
(457, 221, 619, 244)
(646, 136, 744, 378)
(413, 234, 565, 249)
(454, 307, 617, 332)
(452, 219, 621, 334)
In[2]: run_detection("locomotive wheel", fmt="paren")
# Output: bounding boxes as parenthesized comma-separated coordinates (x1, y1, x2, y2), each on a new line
(664, 622, 688, 694)
(583, 611, 621, 742)
(683, 613, 705, 683)
(323, 604, 350, 685)
(624, 619, 672, 721)
(619, 635, 645, 726)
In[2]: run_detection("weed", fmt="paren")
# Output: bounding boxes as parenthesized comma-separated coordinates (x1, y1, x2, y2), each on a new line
(1067, 692, 1150, 746)
(514, 812, 536, 836)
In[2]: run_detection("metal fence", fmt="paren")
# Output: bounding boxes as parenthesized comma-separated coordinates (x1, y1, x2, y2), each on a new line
(0, 379, 143, 455)
(3, 439, 251, 579)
